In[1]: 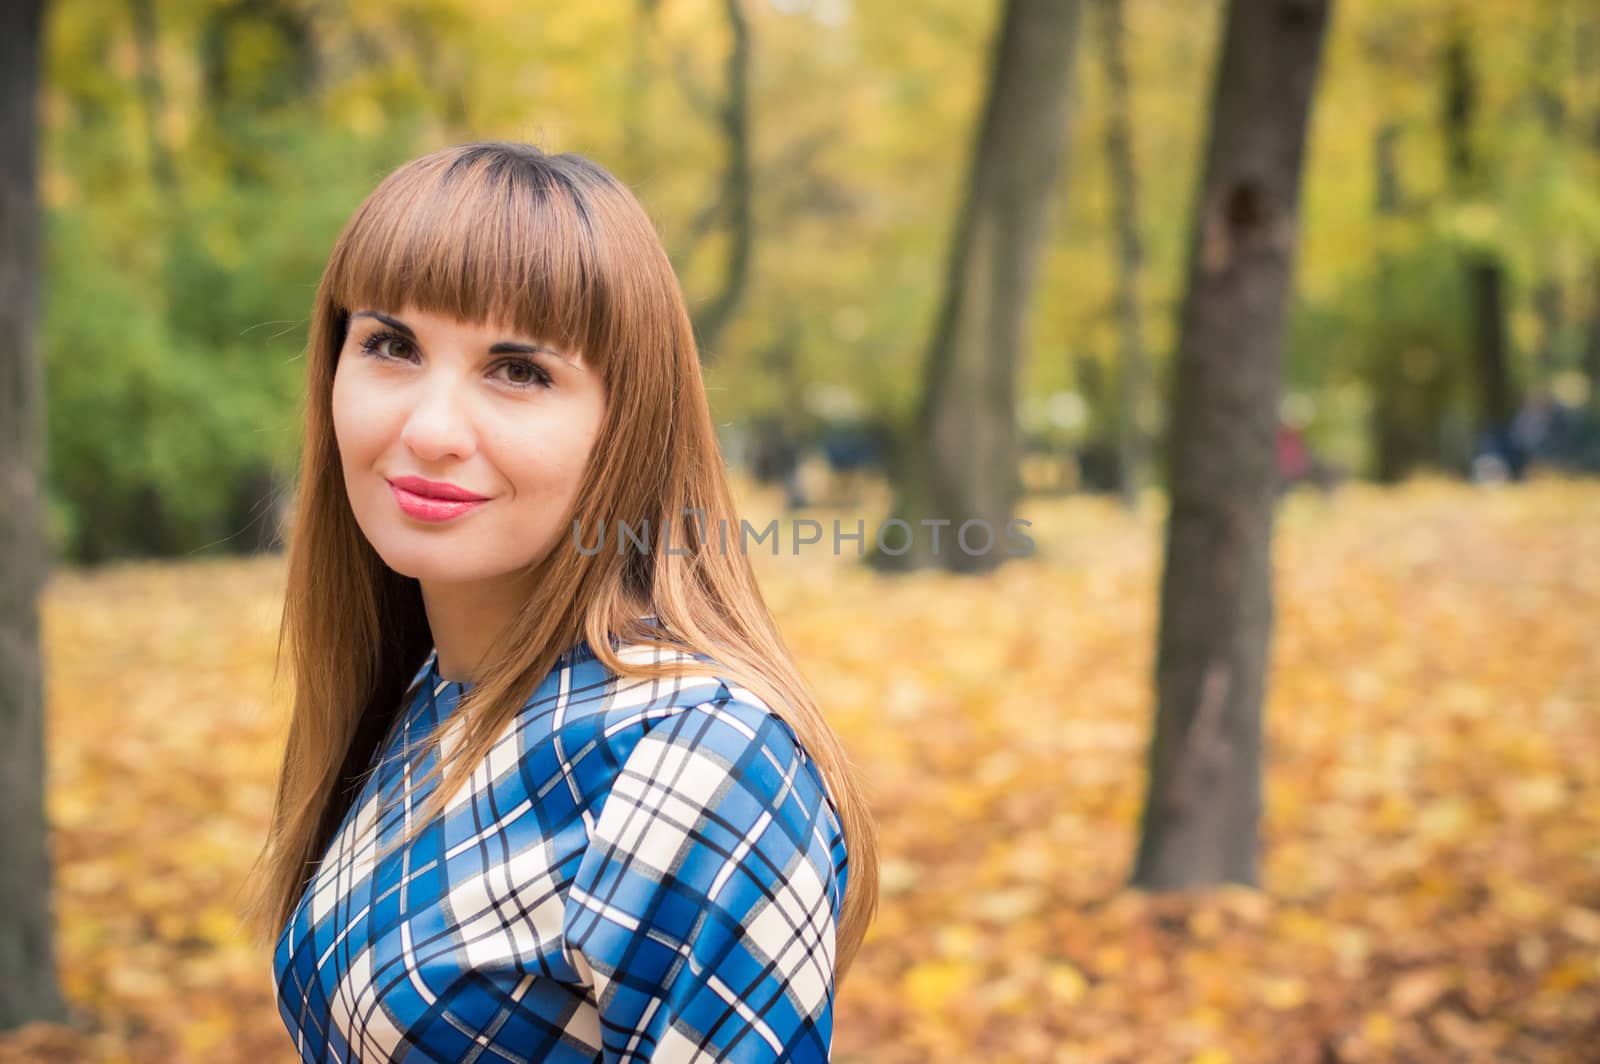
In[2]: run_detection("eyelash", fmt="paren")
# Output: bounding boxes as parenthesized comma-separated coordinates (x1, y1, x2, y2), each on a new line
(356, 329, 553, 391)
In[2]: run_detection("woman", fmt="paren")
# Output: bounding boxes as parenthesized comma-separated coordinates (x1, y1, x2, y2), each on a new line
(240, 141, 879, 1063)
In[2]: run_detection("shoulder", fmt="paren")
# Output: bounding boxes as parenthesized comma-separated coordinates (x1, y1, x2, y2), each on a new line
(534, 639, 809, 766)
(612, 646, 839, 834)
(560, 640, 846, 880)
(560, 652, 849, 1054)
(611, 682, 841, 852)
(506, 637, 843, 866)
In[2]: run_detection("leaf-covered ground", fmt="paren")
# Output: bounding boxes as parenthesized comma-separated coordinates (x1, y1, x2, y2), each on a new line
(2, 477, 1596, 1062)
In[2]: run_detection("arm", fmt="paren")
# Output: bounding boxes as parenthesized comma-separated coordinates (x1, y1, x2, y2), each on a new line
(562, 698, 846, 1063)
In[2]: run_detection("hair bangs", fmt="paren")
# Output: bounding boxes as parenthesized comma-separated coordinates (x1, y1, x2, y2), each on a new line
(326, 147, 612, 369)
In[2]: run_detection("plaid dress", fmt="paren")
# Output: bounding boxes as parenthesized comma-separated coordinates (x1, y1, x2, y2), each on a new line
(271, 635, 849, 1063)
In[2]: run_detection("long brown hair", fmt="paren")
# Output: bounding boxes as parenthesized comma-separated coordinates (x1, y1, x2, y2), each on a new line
(237, 142, 878, 981)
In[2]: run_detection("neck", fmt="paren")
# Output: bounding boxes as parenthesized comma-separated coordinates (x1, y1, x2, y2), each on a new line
(420, 572, 538, 683)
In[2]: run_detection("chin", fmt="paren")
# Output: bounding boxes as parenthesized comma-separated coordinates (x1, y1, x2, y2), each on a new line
(367, 530, 542, 588)
(360, 529, 472, 581)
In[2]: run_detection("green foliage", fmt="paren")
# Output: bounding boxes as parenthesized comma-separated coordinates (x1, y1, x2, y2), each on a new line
(45, 206, 276, 560)
(34, 0, 1600, 560)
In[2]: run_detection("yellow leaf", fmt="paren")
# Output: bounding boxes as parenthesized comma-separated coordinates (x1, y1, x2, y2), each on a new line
(1260, 975, 1310, 1011)
(1045, 961, 1088, 1005)
(1188, 1048, 1233, 1064)
(901, 960, 970, 1016)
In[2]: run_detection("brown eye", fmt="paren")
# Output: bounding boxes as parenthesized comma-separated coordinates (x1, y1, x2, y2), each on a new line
(358, 330, 415, 361)
(495, 358, 552, 390)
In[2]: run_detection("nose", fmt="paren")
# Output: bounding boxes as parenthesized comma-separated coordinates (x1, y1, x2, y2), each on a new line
(399, 376, 477, 463)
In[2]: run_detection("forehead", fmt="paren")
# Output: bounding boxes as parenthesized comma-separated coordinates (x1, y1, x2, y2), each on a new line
(328, 155, 607, 368)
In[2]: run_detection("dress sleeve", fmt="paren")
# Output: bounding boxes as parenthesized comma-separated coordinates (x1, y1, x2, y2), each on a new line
(561, 698, 846, 1063)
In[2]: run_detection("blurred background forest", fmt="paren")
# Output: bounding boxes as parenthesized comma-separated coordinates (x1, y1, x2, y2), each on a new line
(31, 0, 1600, 560)
(1, 0, 1598, 1061)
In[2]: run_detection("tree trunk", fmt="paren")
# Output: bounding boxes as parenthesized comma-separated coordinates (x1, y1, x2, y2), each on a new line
(1580, 18, 1600, 419)
(1097, 0, 1151, 513)
(1370, 122, 1418, 484)
(1367, 120, 1453, 483)
(1132, 0, 1331, 889)
(689, 0, 753, 363)
(0, 0, 69, 1029)
(1443, 23, 1521, 474)
(872, 0, 1082, 574)
(1586, 265, 1600, 420)
(1467, 258, 1516, 428)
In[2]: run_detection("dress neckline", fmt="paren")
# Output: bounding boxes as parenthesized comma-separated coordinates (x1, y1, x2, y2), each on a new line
(425, 613, 663, 690)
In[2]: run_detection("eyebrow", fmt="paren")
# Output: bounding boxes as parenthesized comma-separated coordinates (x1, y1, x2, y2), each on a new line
(350, 310, 578, 366)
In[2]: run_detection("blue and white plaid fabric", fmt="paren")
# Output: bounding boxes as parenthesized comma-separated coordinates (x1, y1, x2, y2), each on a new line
(272, 634, 849, 1063)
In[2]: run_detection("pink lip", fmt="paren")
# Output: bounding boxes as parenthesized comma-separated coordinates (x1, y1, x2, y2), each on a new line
(388, 475, 489, 501)
(386, 477, 489, 523)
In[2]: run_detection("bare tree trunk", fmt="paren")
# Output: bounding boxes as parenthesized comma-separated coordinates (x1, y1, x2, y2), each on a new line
(689, 0, 753, 362)
(872, 0, 1082, 574)
(1587, 266, 1600, 420)
(1443, 23, 1520, 473)
(1132, 0, 1331, 889)
(1369, 121, 1416, 484)
(1578, 15, 1600, 418)
(1097, 0, 1150, 513)
(0, 0, 69, 1028)
(1467, 258, 1516, 426)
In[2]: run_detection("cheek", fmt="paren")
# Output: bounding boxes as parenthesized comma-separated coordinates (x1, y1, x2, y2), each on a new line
(497, 439, 585, 498)
(492, 402, 604, 495)
(546, 411, 604, 493)
(330, 368, 384, 463)
(330, 366, 356, 453)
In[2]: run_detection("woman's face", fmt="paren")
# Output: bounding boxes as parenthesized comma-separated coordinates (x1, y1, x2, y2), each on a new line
(332, 303, 606, 586)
